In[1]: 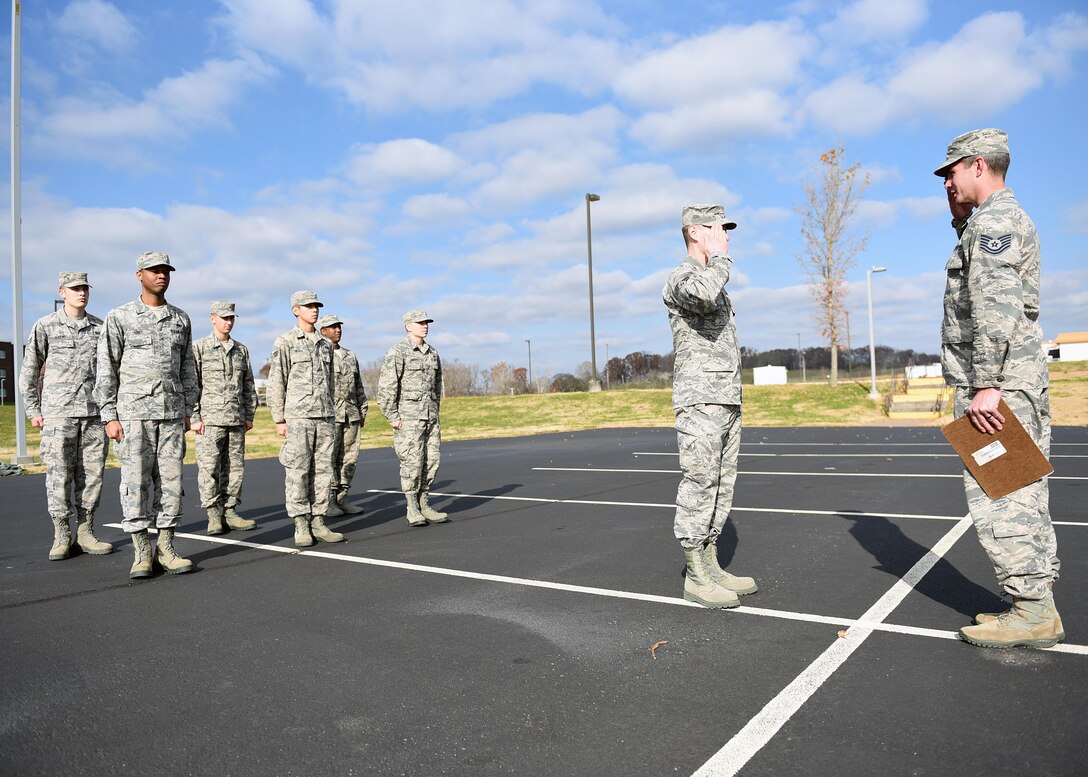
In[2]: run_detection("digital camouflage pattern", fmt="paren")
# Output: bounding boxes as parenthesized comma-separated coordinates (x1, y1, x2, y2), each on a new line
(330, 346, 368, 491)
(663, 255, 742, 409)
(663, 250, 744, 549)
(673, 404, 741, 549)
(93, 300, 199, 422)
(20, 309, 107, 520)
(192, 334, 257, 509)
(114, 418, 187, 531)
(94, 299, 197, 532)
(378, 337, 442, 493)
(267, 328, 335, 517)
(934, 127, 1009, 176)
(20, 309, 104, 419)
(941, 188, 1045, 391)
(954, 387, 1058, 601)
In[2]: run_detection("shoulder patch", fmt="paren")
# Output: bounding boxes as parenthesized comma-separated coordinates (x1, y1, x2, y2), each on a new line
(979, 233, 1013, 256)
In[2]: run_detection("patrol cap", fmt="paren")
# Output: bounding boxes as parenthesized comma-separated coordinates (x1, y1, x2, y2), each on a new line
(403, 309, 433, 325)
(58, 271, 91, 289)
(290, 290, 323, 308)
(210, 301, 236, 318)
(934, 128, 1009, 176)
(317, 314, 343, 329)
(682, 204, 737, 230)
(136, 251, 175, 271)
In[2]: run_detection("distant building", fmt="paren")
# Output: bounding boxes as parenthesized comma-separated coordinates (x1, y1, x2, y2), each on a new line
(0, 341, 13, 404)
(1051, 332, 1088, 362)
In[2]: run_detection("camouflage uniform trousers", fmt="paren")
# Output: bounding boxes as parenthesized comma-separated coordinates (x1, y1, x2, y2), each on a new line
(955, 386, 1059, 601)
(279, 418, 334, 518)
(114, 419, 186, 533)
(331, 420, 361, 492)
(673, 403, 741, 549)
(196, 424, 247, 509)
(393, 419, 440, 493)
(40, 416, 107, 519)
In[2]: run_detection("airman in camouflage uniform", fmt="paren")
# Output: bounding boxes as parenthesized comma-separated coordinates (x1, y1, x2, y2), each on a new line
(935, 128, 1063, 649)
(192, 301, 258, 535)
(318, 314, 369, 518)
(19, 271, 113, 560)
(662, 205, 757, 609)
(377, 310, 448, 527)
(94, 252, 199, 579)
(267, 291, 344, 547)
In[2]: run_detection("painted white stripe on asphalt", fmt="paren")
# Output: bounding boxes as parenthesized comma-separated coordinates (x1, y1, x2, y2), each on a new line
(635, 451, 1088, 459)
(717, 442, 1088, 448)
(367, 489, 1087, 526)
(690, 517, 973, 777)
(102, 521, 1088, 660)
(533, 466, 1088, 482)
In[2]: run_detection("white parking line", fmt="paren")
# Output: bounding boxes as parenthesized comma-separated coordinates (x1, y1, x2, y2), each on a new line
(533, 466, 1088, 481)
(635, 451, 1088, 459)
(101, 521, 1088, 659)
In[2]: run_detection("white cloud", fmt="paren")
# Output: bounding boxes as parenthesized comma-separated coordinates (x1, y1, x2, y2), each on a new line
(347, 139, 467, 189)
(807, 11, 1088, 135)
(823, 0, 928, 42)
(614, 21, 814, 108)
(30, 55, 272, 165)
(55, 0, 139, 58)
(630, 90, 797, 150)
(858, 196, 950, 227)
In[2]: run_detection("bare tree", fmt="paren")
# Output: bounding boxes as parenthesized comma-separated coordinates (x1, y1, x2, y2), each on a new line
(360, 358, 383, 400)
(443, 359, 481, 396)
(489, 361, 515, 395)
(797, 147, 870, 387)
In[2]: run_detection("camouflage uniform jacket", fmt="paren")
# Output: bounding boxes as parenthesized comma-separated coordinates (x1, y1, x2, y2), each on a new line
(93, 300, 199, 422)
(941, 188, 1046, 390)
(377, 337, 442, 424)
(19, 309, 104, 419)
(332, 346, 369, 424)
(266, 327, 334, 423)
(192, 334, 257, 426)
(663, 254, 742, 409)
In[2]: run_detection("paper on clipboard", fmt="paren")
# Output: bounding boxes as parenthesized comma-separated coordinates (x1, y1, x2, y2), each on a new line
(941, 398, 1053, 500)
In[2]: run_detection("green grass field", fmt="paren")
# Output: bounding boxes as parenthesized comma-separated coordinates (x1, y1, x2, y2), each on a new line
(3, 362, 1085, 473)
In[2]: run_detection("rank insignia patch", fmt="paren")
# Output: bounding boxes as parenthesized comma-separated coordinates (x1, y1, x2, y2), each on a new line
(979, 234, 1013, 255)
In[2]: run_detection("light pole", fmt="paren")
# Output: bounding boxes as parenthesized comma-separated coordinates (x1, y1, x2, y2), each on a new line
(604, 343, 609, 389)
(867, 266, 887, 399)
(585, 193, 601, 391)
(525, 339, 532, 392)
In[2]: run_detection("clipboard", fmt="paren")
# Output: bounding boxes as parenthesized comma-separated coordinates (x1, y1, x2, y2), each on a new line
(941, 398, 1053, 500)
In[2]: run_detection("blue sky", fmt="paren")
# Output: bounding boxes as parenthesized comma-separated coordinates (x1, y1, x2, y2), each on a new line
(2, 0, 1086, 381)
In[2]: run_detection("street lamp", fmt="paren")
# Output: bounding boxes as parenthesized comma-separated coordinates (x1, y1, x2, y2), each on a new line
(585, 193, 601, 392)
(525, 339, 532, 392)
(867, 266, 887, 399)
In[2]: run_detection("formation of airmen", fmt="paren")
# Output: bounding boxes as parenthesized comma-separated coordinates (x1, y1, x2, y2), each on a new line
(19, 258, 448, 577)
(18, 127, 1063, 650)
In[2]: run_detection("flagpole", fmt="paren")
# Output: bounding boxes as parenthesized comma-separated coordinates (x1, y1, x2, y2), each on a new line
(10, 0, 31, 463)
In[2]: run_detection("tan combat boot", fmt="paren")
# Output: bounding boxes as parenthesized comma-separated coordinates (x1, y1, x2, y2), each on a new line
(129, 530, 153, 579)
(49, 515, 72, 560)
(310, 515, 345, 543)
(75, 510, 113, 554)
(337, 489, 364, 515)
(960, 596, 1065, 649)
(683, 546, 739, 609)
(419, 492, 449, 524)
(325, 487, 345, 517)
(405, 493, 427, 527)
(224, 506, 256, 531)
(293, 516, 314, 547)
(700, 539, 757, 595)
(974, 606, 1011, 625)
(155, 529, 196, 575)
(207, 506, 226, 536)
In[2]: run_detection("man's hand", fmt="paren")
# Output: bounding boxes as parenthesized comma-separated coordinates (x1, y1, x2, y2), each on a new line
(244, 420, 254, 432)
(105, 420, 124, 442)
(192, 421, 205, 435)
(276, 422, 288, 437)
(966, 387, 1004, 434)
(31, 416, 45, 429)
(391, 419, 403, 430)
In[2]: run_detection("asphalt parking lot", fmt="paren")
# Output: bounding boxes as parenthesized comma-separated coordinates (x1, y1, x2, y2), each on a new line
(2, 425, 1086, 776)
